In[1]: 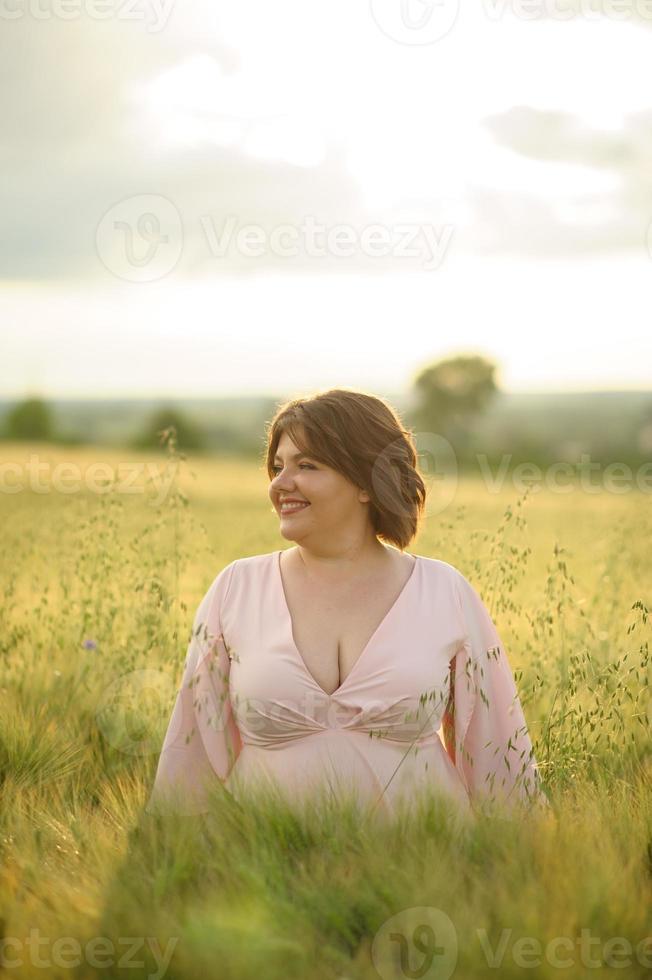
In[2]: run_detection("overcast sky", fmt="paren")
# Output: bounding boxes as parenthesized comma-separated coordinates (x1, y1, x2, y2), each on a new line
(2, 0, 652, 397)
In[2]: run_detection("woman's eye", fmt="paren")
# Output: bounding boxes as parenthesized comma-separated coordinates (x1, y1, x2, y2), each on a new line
(271, 463, 314, 473)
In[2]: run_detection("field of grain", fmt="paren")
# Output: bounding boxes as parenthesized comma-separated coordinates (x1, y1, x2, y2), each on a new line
(1, 439, 651, 979)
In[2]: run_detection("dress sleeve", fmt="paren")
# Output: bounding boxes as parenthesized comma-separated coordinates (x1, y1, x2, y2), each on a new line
(145, 560, 242, 816)
(441, 569, 549, 814)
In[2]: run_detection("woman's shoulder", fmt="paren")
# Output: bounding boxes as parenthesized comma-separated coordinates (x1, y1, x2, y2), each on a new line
(231, 550, 279, 566)
(199, 551, 276, 610)
(415, 553, 467, 584)
(208, 550, 277, 586)
(211, 550, 278, 573)
(414, 554, 482, 611)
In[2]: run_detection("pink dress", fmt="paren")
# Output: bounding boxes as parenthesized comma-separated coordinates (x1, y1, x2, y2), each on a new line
(146, 551, 548, 820)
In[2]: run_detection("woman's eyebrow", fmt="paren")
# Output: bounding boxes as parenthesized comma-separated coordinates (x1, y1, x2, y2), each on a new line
(273, 451, 313, 461)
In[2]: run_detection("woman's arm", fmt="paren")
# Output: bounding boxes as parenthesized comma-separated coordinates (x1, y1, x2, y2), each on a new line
(146, 561, 242, 816)
(442, 569, 549, 814)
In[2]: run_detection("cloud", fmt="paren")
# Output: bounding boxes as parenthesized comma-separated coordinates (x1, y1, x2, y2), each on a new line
(469, 104, 652, 254)
(3, 4, 652, 284)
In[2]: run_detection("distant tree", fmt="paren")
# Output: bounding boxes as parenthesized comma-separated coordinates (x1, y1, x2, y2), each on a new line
(5, 397, 54, 441)
(409, 354, 499, 456)
(131, 406, 205, 452)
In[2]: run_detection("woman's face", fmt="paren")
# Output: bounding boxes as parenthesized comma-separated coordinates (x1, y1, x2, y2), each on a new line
(268, 430, 370, 545)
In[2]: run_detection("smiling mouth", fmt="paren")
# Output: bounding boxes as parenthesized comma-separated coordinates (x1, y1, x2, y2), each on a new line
(279, 502, 310, 514)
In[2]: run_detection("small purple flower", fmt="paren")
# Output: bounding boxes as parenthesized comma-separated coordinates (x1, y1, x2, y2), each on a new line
(83, 639, 97, 651)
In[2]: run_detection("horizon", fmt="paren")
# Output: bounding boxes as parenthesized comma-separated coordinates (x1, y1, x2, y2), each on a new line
(0, 386, 651, 402)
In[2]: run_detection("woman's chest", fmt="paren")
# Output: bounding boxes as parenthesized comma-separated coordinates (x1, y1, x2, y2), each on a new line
(221, 557, 465, 716)
(283, 579, 410, 696)
(225, 581, 462, 743)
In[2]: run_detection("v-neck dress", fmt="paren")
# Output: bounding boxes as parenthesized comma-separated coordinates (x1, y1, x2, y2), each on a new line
(146, 551, 548, 819)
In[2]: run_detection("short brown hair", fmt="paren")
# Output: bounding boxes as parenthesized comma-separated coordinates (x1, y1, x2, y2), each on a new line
(263, 388, 426, 551)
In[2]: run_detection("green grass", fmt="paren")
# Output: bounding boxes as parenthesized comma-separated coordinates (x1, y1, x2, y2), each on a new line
(0, 439, 651, 979)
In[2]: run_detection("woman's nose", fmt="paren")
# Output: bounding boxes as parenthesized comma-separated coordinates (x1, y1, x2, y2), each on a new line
(271, 475, 293, 491)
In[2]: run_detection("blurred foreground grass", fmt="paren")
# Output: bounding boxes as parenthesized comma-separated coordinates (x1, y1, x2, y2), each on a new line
(0, 439, 651, 979)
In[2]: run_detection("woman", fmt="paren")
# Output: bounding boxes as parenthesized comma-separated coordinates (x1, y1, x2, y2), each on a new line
(146, 388, 548, 821)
